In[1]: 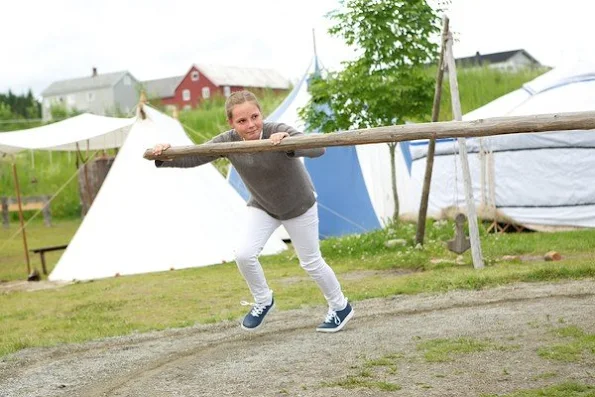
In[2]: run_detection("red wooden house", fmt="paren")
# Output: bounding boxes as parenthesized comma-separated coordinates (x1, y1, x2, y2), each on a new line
(160, 64, 291, 111)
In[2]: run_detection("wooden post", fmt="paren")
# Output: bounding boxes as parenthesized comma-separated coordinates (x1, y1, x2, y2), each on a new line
(312, 28, 318, 61)
(480, 139, 487, 206)
(445, 32, 484, 269)
(138, 91, 148, 120)
(415, 15, 449, 245)
(41, 195, 52, 227)
(12, 163, 31, 274)
(1, 197, 8, 228)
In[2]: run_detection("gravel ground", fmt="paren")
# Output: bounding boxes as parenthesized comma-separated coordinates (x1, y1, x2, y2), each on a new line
(1, 279, 594, 397)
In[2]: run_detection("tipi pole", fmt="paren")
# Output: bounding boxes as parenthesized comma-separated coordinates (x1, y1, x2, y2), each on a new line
(445, 32, 484, 269)
(415, 15, 449, 245)
(12, 162, 31, 274)
(138, 91, 148, 120)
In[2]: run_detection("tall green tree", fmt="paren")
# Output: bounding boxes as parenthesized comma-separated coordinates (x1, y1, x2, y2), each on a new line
(0, 89, 42, 123)
(299, 0, 441, 222)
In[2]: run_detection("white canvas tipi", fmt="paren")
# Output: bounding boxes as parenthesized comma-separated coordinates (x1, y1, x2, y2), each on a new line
(49, 106, 287, 281)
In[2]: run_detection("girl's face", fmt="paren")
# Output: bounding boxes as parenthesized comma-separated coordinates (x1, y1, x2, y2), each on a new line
(228, 102, 263, 141)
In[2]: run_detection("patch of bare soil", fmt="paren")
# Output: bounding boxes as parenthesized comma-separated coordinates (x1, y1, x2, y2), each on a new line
(0, 280, 72, 293)
(1, 279, 594, 397)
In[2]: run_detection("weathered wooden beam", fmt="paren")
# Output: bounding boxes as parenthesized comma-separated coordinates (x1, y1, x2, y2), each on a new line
(143, 110, 595, 161)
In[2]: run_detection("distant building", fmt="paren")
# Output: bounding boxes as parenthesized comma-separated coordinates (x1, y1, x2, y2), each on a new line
(41, 68, 140, 120)
(141, 75, 184, 112)
(456, 49, 542, 71)
(160, 64, 291, 111)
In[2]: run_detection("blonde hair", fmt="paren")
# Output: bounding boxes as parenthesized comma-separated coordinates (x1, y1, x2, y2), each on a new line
(225, 90, 262, 120)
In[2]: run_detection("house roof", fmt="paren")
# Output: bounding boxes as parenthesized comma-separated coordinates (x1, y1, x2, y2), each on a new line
(456, 49, 540, 66)
(142, 75, 184, 99)
(41, 71, 131, 97)
(194, 64, 290, 90)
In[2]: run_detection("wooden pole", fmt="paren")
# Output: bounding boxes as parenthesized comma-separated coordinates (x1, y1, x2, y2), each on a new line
(144, 110, 595, 161)
(138, 91, 148, 120)
(83, 140, 93, 216)
(312, 28, 318, 59)
(445, 32, 484, 269)
(12, 162, 31, 274)
(415, 15, 449, 245)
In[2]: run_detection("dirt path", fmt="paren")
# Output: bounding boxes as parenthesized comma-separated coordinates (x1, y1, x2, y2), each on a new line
(1, 279, 595, 397)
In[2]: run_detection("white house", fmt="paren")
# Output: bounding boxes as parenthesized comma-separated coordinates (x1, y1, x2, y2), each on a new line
(456, 49, 542, 71)
(41, 68, 140, 120)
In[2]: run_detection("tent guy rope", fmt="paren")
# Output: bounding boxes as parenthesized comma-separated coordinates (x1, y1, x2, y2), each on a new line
(0, 150, 101, 257)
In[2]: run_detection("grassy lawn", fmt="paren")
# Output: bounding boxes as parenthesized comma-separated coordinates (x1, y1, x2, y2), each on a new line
(1, 218, 594, 357)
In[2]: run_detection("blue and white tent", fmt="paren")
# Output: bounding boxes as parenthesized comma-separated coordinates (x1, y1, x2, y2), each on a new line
(405, 61, 595, 229)
(227, 57, 413, 238)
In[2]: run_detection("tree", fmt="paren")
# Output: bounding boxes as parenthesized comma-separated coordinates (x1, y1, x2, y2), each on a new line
(0, 89, 42, 120)
(299, 0, 441, 223)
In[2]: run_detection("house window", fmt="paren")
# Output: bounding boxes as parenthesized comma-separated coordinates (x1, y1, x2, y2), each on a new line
(124, 76, 132, 86)
(223, 86, 231, 97)
(182, 89, 191, 101)
(87, 92, 95, 102)
(202, 87, 210, 99)
(183, 105, 192, 111)
(191, 71, 199, 81)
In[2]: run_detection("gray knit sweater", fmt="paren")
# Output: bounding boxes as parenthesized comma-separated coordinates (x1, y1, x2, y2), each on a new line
(156, 122, 325, 220)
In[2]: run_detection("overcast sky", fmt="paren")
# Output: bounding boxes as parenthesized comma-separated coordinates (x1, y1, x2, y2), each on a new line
(2, 0, 593, 98)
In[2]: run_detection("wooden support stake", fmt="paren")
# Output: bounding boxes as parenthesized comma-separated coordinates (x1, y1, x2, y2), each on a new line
(416, 15, 449, 245)
(12, 163, 31, 274)
(445, 32, 484, 269)
(138, 91, 148, 120)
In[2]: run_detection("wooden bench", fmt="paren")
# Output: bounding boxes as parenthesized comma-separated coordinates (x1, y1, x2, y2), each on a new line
(1, 195, 52, 228)
(30, 244, 68, 275)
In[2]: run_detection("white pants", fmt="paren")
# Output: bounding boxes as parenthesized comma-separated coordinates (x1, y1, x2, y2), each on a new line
(234, 204, 347, 311)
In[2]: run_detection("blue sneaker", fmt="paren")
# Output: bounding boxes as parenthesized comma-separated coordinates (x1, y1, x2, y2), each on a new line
(316, 302, 354, 333)
(240, 296, 275, 331)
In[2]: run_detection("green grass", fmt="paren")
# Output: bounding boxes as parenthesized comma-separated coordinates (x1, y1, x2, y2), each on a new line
(481, 382, 595, 397)
(436, 66, 547, 121)
(537, 326, 595, 362)
(0, 151, 85, 219)
(0, 218, 80, 280)
(416, 337, 513, 362)
(323, 374, 401, 391)
(321, 353, 402, 391)
(1, 218, 595, 357)
(364, 353, 402, 373)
